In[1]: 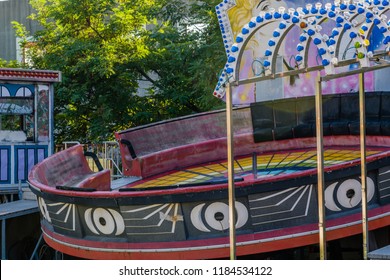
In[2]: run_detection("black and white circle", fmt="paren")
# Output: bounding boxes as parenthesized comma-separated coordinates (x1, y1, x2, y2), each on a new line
(85, 208, 125, 235)
(191, 201, 248, 232)
(325, 177, 375, 211)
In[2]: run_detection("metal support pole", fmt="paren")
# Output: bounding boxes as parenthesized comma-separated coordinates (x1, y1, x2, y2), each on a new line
(226, 83, 237, 260)
(30, 233, 44, 260)
(252, 152, 258, 179)
(1, 219, 6, 259)
(315, 73, 327, 260)
(359, 73, 369, 260)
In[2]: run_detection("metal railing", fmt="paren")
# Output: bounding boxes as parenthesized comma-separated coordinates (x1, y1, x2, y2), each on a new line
(57, 141, 122, 179)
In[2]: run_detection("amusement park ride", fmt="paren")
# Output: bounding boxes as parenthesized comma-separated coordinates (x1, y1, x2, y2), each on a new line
(27, 0, 390, 259)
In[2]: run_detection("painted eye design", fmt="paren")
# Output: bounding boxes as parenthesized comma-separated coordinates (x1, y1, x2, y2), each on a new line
(254, 0, 271, 14)
(190, 201, 248, 232)
(84, 208, 125, 236)
(325, 177, 375, 211)
(260, 0, 271, 11)
(260, 3, 270, 11)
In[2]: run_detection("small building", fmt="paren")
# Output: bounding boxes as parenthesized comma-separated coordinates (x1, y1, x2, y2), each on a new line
(0, 68, 61, 195)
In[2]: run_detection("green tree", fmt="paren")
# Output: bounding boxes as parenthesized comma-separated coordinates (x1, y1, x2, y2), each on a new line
(0, 58, 21, 68)
(21, 0, 225, 143)
(136, 0, 226, 122)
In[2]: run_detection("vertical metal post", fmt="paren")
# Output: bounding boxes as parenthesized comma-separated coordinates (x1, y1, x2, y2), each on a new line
(34, 84, 38, 144)
(49, 84, 55, 155)
(226, 83, 237, 260)
(315, 73, 327, 260)
(359, 73, 369, 260)
(1, 219, 6, 259)
(252, 152, 258, 179)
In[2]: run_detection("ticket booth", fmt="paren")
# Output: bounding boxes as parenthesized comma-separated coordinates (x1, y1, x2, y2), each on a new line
(0, 68, 61, 194)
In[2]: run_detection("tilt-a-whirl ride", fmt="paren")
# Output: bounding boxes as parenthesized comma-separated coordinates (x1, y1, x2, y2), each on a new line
(28, 0, 390, 259)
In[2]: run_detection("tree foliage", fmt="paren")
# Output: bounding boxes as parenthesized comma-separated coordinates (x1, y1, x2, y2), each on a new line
(18, 0, 225, 143)
(140, 0, 226, 119)
(0, 58, 21, 68)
